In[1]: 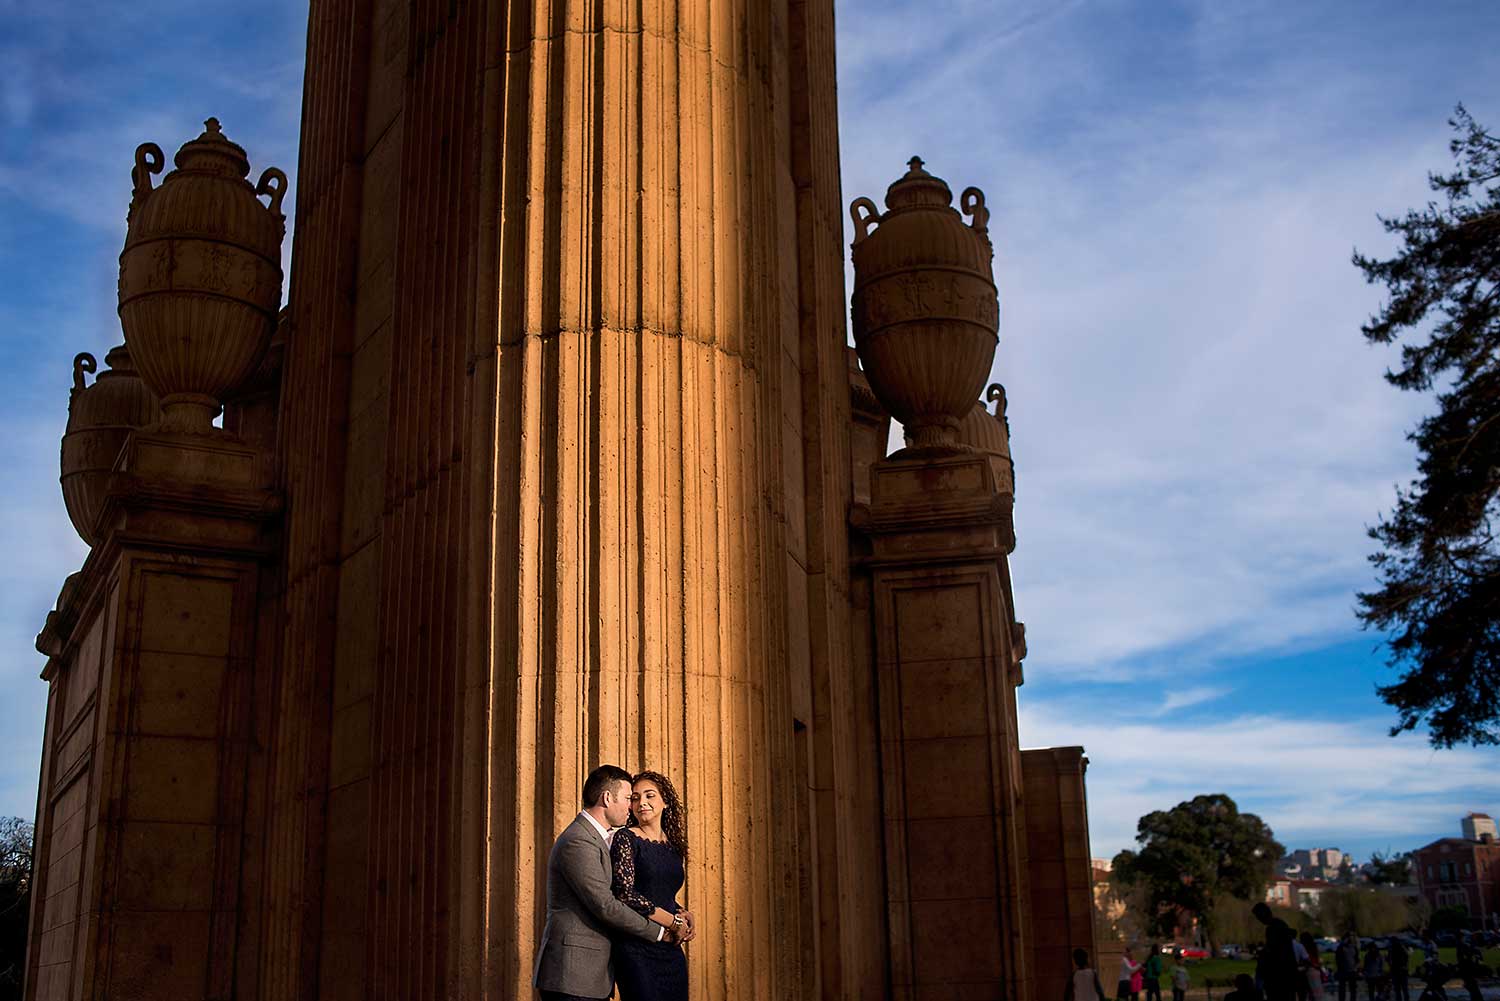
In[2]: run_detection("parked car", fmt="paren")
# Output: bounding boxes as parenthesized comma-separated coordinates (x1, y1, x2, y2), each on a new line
(1315, 938, 1339, 953)
(1220, 944, 1245, 959)
(1179, 947, 1210, 960)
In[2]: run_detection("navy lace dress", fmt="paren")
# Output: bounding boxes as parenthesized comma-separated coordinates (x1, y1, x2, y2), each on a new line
(610, 829, 688, 1001)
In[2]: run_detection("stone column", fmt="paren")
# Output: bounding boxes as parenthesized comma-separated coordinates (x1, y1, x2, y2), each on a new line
(847, 160, 1032, 1001)
(1022, 746, 1098, 1001)
(27, 428, 278, 1001)
(272, 2, 832, 998)
(474, 4, 797, 997)
(856, 451, 1031, 1001)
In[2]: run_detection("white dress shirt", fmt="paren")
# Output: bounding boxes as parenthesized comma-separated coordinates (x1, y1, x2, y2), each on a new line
(579, 809, 614, 846)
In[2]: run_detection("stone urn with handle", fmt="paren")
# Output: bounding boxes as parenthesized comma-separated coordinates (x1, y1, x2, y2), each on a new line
(849, 157, 998, 453)
(117, 118, 287, 431)
(60, 344, 161, 543)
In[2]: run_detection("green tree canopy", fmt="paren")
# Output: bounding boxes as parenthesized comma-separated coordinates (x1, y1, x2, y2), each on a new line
(1111, 794, 1282, 953)
(1367, 852, 1413, 886)
(1354, 105, 1500, 747)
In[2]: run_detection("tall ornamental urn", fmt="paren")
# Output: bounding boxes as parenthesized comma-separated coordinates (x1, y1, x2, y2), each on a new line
(849, 157, 999, 452)
(118, 118, 287, 431)
(59, 345, 161, 543)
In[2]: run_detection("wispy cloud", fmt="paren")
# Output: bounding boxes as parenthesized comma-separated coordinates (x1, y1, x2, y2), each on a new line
(838, 0, 1482, 679)
(1156, 686, 1232, 715)
(1021, 698, 1497, 859)
(0, 0, 303, 821)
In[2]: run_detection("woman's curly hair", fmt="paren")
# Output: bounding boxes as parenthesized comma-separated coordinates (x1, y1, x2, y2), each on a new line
(629, 770, 689, 862)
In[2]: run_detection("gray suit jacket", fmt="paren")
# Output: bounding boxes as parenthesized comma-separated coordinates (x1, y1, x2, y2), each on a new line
(533, 814, 658, 998)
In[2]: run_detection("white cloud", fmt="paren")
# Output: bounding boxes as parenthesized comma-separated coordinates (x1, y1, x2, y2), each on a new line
(1156, 686, 1232, 715)
(1020, 697, 1498, 860)
(837, 0, 1473, 678)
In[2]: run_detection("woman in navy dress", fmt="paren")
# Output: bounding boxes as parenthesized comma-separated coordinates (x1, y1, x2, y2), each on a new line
(610, 770, 693, 1001)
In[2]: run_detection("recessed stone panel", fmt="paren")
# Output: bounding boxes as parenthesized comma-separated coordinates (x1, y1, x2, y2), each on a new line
(892, 584, 985, 663)
(903, 816, 998, 901)
(138, 573, 233, 658)
(124, 736, 219, 824)
(898, 655, 989, 741)
(133, 651, 226, 739)
(909, 897, 1005, 985)
(899, 735, 994, 819)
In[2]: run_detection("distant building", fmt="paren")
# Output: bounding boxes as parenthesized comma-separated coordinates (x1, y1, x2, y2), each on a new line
(1291, 879, 1333, 912)
(1413, 836, 1500, 931)
(1266, 877, 1294, 908)
(1282, 847, 1346, 881)
(1462, 813, 1498, 843)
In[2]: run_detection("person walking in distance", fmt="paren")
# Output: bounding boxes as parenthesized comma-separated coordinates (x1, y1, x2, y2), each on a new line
(1387, 936, 1409, 1001)
(1301, 932, 1326, 1001)
(1172, 960, 1191, 1001)
(1456, 934, 1483, 1001)
(1119, 947, 1142, 1001)
(1253, 903, 1299, 1001)
(1144, 945, 1165, 1001)
(1226, 973, 1264, 1001)
(1293, 933, 1313, 1001)
(1065, 948, 1110, 1001)
(1362, 940, 1386, 1001)
(1335, 934, 1361, 1001)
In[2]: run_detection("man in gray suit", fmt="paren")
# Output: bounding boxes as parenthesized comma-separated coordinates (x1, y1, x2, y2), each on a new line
(533, 764, 677, 1001)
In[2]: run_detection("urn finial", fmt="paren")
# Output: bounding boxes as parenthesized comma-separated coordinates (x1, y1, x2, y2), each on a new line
(117, 119, 286, 432)
(848, 158, 999, 453)
(61, 343, 161, 543)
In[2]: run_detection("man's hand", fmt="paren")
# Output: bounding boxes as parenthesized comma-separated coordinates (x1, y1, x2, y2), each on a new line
(668, 910, 696, 945)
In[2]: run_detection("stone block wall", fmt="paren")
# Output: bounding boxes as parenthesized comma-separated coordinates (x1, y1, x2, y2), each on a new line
(1022, 746, 1098, 1001)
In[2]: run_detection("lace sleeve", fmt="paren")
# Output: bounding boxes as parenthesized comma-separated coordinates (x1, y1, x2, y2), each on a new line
(610, 831, 657, 917)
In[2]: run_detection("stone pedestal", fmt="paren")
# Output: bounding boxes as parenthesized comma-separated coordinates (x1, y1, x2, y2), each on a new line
(855, 451, 1031, 1001)
(26, 431, 276, 1001)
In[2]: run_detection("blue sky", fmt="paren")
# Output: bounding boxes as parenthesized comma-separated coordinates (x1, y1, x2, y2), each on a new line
(2, 0, 1496, 862)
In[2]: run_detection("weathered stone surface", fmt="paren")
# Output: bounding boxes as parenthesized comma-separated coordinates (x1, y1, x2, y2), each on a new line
(119, 119, 286, 432)
(60, 345, 159, 544)
(27, 426, 276, 1000)
(1023, 747, 1099, 1001)
(850, 159, 999, 452)
(27, 1, 1098, 997)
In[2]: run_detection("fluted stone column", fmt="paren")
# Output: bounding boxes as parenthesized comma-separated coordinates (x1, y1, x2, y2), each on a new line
(476, 5, 793, 997)
(272, 2, 839, 999)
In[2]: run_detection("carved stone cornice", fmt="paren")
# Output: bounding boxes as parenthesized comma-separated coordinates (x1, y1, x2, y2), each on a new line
(852, 451, 1016, 566)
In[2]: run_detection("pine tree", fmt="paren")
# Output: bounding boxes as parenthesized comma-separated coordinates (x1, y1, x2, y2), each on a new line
(1355, 105, 1500, 747)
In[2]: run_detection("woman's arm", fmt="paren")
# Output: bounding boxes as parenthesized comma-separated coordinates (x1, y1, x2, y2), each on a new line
(609, 833, 682, 931)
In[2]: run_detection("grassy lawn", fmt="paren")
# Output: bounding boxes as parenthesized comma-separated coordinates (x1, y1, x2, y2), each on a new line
(1171, 958, 1253, 988)
(1162, 949, 1500, 990)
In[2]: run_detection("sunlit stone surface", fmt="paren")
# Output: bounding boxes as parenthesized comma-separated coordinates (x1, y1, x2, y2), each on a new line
(25, 5, 1098, 999)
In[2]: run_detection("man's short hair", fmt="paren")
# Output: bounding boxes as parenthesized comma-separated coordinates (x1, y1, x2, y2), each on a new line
(582, 764, 633, 807)
(1073, 947, 1089, 968)
(1251, 901, 1272, 921)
